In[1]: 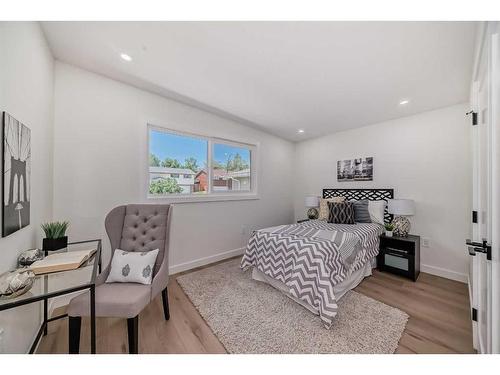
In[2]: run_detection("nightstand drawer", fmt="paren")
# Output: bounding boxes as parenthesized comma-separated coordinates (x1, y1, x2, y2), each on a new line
(381, 238, 415, 255)
(378, 234, 420, 281)
(384, 252, 410, 271)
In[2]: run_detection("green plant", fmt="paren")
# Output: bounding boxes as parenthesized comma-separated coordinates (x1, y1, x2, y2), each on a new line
(41, 221, 69, 239)
(384, 223, 394, 231)
(149, 178, 183, 194)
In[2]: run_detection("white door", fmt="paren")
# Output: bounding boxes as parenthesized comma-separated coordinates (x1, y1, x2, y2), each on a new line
(469, 26, 500, 354)
(490, 31, 500, 354)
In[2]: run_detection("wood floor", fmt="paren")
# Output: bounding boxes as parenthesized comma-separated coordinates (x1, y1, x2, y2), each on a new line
(37, 260, 474, 354)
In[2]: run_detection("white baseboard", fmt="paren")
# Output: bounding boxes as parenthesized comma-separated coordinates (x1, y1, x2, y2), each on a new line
(169, 247, 245, 275)
(421, 263, 468, 283)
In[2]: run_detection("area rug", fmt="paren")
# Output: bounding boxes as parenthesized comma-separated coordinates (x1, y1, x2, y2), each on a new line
(176, 258, 409, 354)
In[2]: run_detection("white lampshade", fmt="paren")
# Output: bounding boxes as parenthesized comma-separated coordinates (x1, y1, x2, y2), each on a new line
(388, 199, 415, 216)
(305, 196, 319, 208)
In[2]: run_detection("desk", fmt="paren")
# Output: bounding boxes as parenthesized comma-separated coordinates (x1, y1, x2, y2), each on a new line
(0, 239, 101, 354)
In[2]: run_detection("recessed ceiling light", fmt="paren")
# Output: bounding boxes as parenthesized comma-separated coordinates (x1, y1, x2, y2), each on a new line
(399, 100, 409, 105)
(298, 129, 305, 134)
(120, 53, 132, 62)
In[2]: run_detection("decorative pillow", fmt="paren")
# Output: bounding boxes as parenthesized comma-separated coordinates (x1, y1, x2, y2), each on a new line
(352, 199, 372, 223)
(319, 197, 345, 220)
(106, 248, 159, 285)
(368, 200, 386, 225)
(327, 201, 355, 224)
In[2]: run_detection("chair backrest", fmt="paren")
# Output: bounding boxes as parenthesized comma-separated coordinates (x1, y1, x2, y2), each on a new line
(105, 204, 171, 276)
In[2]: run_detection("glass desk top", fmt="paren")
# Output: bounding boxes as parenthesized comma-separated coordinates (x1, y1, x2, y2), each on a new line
(0, 240, 101, 310)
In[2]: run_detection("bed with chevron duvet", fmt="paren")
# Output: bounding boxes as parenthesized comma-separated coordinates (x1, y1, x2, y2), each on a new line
(240, 220, 384, 328)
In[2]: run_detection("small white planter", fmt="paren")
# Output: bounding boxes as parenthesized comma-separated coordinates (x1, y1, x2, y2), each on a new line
(385, 230, 393, 237)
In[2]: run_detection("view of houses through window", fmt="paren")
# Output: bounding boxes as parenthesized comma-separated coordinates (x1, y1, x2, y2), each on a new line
(148, 127, 252, 196)
(211, 143, 251, 192)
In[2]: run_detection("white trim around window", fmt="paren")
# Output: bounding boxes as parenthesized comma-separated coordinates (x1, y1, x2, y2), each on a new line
(146, 123, 260, 203)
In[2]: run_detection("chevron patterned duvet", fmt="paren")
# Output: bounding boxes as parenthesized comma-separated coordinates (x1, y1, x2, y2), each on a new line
(241, 221, 384, 328)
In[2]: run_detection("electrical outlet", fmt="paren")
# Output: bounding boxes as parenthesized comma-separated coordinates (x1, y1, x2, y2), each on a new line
(241, 225, 248, 235)
(422, 237, 430, 248)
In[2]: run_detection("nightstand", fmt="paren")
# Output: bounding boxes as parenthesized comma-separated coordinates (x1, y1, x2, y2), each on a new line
(377, 234, 420, 281)
(297, 219, 310, 223)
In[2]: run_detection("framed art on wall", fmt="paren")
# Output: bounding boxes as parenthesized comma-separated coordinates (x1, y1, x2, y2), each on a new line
(2, 112, 31, 237)
(337, 157, 373, 182)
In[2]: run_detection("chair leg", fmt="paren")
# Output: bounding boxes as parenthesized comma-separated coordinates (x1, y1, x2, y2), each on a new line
(68, 316, 81, 354)
(162, 287, 170, 321)
(127, 316, 139, 354)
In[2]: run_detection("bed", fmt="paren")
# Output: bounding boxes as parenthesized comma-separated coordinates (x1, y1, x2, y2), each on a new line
(240, 188, 394, 328)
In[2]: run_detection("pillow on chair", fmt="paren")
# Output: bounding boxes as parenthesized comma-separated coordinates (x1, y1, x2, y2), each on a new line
(106, 249, 159, 285)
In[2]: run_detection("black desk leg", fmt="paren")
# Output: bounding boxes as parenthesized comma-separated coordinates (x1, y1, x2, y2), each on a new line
(43, 299, 48, 335)
(90, 285, 96, 354)
(43, 275, 48, 335)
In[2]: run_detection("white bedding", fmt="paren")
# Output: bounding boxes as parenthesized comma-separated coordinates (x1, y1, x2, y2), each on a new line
(251, 257, 375, 315)
(241, 220, 384, 327)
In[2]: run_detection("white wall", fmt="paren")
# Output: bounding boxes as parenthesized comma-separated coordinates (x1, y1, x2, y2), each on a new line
(294, 103, 471, 282)
(53, 62, 295, 272)
(0, 22, 54, 353)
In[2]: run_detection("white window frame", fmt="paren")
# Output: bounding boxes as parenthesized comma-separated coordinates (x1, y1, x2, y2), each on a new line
(146, 124, 259, 203)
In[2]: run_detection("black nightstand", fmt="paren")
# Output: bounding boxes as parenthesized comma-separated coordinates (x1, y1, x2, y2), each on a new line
(377, 234, 420, 281)
(297, 219, 310, 223)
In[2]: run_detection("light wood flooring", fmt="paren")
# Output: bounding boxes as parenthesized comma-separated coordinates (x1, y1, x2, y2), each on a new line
(37, 259, 474, 354)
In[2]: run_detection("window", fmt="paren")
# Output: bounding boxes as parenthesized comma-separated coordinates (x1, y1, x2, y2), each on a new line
(212, 143, 251, 192)
(149, 128, 207, 195)
(148, 125, 257, 199)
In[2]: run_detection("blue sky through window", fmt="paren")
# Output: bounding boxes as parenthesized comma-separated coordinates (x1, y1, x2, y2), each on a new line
(150, 129, 207, 165)
(213, 143, 250, 166)
(150, 129, 250, 169)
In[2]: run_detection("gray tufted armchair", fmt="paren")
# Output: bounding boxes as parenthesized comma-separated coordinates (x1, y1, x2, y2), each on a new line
(67, 204, 172, 354)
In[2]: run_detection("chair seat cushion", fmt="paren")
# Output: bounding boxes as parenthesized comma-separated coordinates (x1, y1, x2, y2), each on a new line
(67, 283, 151, 318)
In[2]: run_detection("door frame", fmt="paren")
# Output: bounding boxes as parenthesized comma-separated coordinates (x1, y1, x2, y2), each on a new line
(470, 21, 500, 354)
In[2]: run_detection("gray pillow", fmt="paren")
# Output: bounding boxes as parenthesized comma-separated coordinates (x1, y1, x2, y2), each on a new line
(352, 200, 372, 223)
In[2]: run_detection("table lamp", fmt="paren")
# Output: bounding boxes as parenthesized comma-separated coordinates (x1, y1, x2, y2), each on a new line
(387, 199, 415, 237)
(305, 196, 320, 219)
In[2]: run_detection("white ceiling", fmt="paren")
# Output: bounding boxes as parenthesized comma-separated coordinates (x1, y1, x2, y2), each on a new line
(41, 21, 477, 141)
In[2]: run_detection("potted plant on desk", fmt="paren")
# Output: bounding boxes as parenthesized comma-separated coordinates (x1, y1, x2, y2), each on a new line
(42, 221, 69, 254)
(384, 223, 394, 237)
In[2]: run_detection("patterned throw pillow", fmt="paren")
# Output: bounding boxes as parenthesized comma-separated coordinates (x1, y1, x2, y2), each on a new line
(318, 197, 346, 220)
(105, 248, 159, 285)
(352, 199, 372, 223)
(327, 201, 355, 224)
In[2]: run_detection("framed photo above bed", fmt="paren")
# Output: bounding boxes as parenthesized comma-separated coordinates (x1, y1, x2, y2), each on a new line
(337, 157, 373, 181)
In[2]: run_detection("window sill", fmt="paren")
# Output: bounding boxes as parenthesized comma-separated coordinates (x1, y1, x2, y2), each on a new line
(146, 193, 260, 204)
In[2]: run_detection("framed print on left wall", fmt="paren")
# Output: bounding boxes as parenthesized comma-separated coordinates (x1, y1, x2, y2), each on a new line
(2, 112, 31, 237)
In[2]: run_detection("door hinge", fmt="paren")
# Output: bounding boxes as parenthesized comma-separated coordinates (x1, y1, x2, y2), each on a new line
(472, 210, 478, 223)
(472, 307, 478, 322)
(466, 239, 492, 261)
(466, 110, 478, 125)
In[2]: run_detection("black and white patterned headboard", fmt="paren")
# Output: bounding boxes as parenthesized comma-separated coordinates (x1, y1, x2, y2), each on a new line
(322, 188, 394, 224)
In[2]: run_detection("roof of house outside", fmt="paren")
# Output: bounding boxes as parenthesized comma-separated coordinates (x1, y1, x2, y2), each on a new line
(149, 167, 196, 175)
(194, 168, 251, 179)
(227, 168, 250, 178)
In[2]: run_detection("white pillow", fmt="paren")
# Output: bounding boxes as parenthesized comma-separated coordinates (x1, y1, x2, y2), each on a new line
(106, 248, 159, 285)
(368, 200, 386, 225)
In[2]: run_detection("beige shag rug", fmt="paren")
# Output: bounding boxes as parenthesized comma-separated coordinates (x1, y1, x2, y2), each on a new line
(177, 258, 408, 354)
